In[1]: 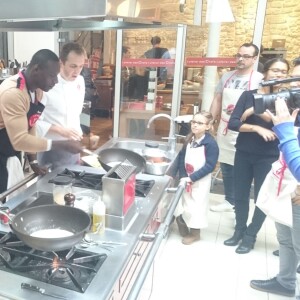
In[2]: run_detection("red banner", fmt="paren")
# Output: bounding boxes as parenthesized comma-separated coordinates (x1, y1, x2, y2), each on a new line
(122, 58, 175, 68)
(185, 57, 236, 67)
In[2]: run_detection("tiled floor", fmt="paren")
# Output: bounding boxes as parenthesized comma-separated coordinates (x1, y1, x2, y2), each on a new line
(148, 193, 300, 300)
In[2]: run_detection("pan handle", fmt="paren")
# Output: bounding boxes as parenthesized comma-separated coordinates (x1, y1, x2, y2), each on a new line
(0, 173, 38, 203)
(0, 209, 13, 222)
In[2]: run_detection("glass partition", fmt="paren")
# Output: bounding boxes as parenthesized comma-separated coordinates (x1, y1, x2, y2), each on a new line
(117, 27, 180, 141)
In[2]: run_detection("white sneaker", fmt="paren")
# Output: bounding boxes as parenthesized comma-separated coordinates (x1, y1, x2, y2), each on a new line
(210, 200, 234, 212)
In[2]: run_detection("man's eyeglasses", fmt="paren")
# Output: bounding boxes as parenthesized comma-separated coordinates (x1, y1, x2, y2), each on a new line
(268, 68, 288, 75)
(234, 54, 255, 60)
(190, 120, 206, 126)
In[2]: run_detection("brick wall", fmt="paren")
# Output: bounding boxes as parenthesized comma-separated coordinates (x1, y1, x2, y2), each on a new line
(124, 0, 298, 64)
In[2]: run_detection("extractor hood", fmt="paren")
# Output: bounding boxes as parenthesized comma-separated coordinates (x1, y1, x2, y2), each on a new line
(0, 0, 107, 21)
(0, 0, 175, 31)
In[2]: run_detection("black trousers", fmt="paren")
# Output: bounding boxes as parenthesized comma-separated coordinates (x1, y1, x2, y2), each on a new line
(234, 150, 278, 237)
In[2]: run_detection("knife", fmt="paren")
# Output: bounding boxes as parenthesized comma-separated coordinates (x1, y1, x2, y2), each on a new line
(21, 283, 67, 299)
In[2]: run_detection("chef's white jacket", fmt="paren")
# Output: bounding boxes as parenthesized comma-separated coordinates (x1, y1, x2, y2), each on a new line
(36, 74, 85, 140)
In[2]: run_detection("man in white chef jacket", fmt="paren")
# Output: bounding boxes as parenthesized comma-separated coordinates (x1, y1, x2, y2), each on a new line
(210, 43, 263, 212)
(36, 42, 86, 169)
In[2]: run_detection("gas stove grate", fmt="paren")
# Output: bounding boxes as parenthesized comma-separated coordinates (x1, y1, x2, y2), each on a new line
(0, 232, 107, 293)
(49, 169, 155, 198)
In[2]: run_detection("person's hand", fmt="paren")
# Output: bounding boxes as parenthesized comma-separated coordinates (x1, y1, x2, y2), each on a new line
(30, 163, 49, 176)
(255, 126, 277, 142)
(266, 97, 299, 125)
(180, 177, 192, 184)
(292, 194, 300, 205)
(59, 127, 82, 141)
(52, 140, 83, 154)
(240, 107, 254, 121)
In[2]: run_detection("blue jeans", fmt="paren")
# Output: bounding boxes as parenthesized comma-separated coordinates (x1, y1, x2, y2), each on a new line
(220, 162, 234, 206)
(276, 204, 300, 290)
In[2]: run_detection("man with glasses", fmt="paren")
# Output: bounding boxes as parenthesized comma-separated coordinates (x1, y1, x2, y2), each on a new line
(210, 43, 263, 212)
(250, 58, 300, 298)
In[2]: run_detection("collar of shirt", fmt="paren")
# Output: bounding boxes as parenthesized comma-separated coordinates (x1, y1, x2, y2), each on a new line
(191, 135, 205, 148)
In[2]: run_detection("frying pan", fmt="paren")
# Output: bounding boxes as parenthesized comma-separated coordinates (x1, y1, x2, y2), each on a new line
(97, 148, 146, 173)
(7, 205, 91, 251)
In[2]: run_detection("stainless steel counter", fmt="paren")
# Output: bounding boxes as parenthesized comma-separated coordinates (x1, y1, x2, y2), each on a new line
(0, 164, 172, 300)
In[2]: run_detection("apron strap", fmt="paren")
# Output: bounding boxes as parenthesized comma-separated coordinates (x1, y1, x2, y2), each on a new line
(275, 155, 287, 196)
(221, 117, 229, 135)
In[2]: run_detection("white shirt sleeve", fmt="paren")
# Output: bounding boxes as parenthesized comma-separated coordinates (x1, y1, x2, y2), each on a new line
(36, 94, 52, 137)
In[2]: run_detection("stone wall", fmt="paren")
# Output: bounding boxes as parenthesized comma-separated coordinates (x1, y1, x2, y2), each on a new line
(123, 0, 299, 63)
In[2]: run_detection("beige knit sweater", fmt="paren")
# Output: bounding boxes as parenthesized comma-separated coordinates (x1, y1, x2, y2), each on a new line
(0, 75, 48, 153)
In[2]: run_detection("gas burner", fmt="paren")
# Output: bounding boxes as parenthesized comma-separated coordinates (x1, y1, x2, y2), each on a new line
(49, 169, 103, 190)
(46, 265, 78, 283)
(49, 169, 155, 198)
(0, 232, 107, 293)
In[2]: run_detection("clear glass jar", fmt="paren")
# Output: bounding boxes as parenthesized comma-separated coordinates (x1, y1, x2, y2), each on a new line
(52, 176, 73, 205)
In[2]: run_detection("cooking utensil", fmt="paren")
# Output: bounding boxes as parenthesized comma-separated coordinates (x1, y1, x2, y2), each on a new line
(81, 149, 104, 168)
(21, 283, 67, 299)
(6, 205, 90, 251)
(97, 148, 146, 173)
(84, 236, 127, 246)
(82, 148, 99, 157)
(145, 159, 171, 176)
(114, 160, 135, 179)
(80, 238, 114, 252)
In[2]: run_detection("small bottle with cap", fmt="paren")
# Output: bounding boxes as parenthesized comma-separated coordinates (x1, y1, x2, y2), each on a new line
(53, 176, 72, 205)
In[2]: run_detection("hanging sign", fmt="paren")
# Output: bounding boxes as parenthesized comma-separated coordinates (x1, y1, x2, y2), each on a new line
(122, 58, 175, 68)
(185, 57, 236, 67)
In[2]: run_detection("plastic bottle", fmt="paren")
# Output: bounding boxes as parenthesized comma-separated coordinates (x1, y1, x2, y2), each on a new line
(92, 197, 106, 234)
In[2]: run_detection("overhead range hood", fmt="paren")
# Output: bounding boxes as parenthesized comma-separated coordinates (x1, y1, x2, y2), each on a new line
(0, 0, 176, 31)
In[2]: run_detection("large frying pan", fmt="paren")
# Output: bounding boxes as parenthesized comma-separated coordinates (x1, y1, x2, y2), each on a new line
(98, 148, 146, 173)
(8, 205, 91, 251)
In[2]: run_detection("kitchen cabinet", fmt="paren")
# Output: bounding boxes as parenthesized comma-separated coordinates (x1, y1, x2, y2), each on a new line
(109, 210, 161, 300)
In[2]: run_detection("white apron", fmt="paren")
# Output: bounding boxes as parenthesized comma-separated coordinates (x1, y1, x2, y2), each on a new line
(6, 156, 26, 201)
(216, 88, 243, 165)
(217, 71, 254, 165)
(256, 154, 297, 227)
(175, 143, 211, 229)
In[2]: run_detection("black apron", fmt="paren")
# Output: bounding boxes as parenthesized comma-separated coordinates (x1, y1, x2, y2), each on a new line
(0, 72, 45, 194)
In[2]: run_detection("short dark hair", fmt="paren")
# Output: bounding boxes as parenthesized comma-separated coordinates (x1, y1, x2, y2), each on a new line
(263, 57, 290, 73)
(240, 42, 260, 57)
(122, 46, 130, 55)
(151, 36, 161, 46)
(60, 42, 86, 63)
(28, 49, 59, 70)
(293, 57, 300, 67)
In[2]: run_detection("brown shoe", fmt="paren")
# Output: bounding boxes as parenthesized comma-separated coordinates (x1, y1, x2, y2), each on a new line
(176, 215, 189, 237)
(182, 229, 200, 245)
